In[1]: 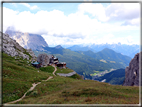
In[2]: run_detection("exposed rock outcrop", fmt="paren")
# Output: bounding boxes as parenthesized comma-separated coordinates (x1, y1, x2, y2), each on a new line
(79, 74, 84, 80)
(26, 48, 37, 61)
(37, 54, 49, 67)
(1, 32, 36, 60)
(5, 26, 48, 51)
(57, 71, 76, 77)
(123, 52, 141, 86)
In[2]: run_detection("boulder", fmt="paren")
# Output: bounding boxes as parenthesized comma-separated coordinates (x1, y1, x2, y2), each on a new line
(37, 54, 49, 67)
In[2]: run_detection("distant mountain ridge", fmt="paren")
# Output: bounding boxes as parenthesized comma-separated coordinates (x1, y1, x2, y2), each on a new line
(76, 48, 131, 67)
(5, 27, 139, 59)
(5, 26, 48, 51)
(34, 46, 129, 79)
(68, 44, 139, 58)
(55, 45, 63, 49)
(67, 45, 92, 52)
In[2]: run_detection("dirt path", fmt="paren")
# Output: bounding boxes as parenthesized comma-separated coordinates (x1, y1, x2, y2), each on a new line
(52, 64, 57, 76)
(4, 65, 57, 105)
(4, 76, 53, 104)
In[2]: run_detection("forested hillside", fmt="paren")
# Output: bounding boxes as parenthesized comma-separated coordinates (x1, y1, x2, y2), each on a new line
(76, 48, 131, 67)
(34, 47, 127, 79)
(93, 69, 125, 85)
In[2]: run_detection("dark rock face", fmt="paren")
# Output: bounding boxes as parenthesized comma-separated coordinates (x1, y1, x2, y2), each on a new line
(123, 52, 140, 86)
(5, 27, 48, 51)
(37, 54, 49, 67)
(79, 74, 84, 80)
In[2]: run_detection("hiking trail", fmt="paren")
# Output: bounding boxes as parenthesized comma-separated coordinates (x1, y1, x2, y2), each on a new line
(4, 65, 57, 104)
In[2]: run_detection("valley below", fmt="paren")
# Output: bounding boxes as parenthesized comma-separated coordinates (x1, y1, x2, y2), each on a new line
(33, 47, 130, 83)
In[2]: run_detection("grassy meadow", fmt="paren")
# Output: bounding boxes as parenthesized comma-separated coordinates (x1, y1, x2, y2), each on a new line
(2, 52, 139, 104)
(2, 53, 51, 103)
(55, 67, 75, 74)
(15, 76, 139, 104)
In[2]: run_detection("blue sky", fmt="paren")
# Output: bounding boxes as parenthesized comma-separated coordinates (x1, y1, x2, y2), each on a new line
(3, 2, 140, 47)
(3, 3, 80, 15)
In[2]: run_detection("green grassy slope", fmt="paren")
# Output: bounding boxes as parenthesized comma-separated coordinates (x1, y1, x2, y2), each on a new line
(2, 53, 52, 103)
(3, 53, 139, 104)
(55, 49, 125, 77)
(55, 67, 75, 74)
(16, 76, 139, 104)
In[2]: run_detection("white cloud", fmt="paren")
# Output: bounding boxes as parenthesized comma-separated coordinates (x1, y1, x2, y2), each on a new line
(106, 3, 140, 26)
(21, 3, 30, 8)
(94, 34, 139, 45)
(30, 5, 38, 10)
(3, 3, 140, 46)
(78, 3, 109, 22)
(78, 3, 140, 25)
(10, 3, 17, 7)
(3, 7, 19, 31)
(20, 3, 39, 10)
(121, 18, 140, 26)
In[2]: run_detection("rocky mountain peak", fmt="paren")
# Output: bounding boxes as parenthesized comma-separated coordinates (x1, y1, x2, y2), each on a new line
(5, 26, 48, 51)
(123, 52, 141, 86)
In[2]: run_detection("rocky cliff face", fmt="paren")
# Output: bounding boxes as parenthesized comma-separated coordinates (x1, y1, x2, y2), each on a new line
(123, 52, 140, 86)
(5, 26, 48, 51)
(1, 32, 36, 60)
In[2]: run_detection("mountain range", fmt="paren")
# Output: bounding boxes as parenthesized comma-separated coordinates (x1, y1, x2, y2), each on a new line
(4, 28, 134, 79)
(33, 46, 131, 79)
(5, 27, 140, 59)
(76, 48, 131, 67)
(68, 44, 140, 58)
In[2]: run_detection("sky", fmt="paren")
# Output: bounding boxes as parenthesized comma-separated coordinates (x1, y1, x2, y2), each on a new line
(2, 1, 141, 47)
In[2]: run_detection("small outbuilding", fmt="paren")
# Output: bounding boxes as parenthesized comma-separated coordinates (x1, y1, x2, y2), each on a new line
(32, 61, 41, 68)
(57, 62, 66, 68)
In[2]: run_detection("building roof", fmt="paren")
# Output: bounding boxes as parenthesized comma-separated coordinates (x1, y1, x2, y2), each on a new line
(57, 62, 66, 64)
(32, 61, 40, 64)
